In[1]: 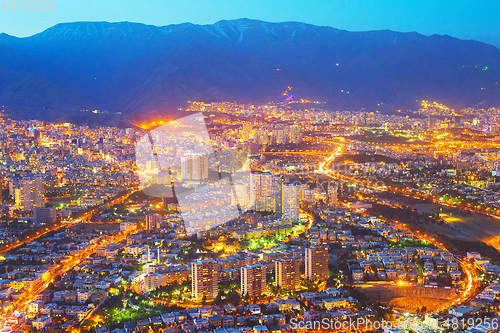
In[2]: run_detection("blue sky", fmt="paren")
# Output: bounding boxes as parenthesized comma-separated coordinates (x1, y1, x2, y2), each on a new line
(1, 0, 499, 47)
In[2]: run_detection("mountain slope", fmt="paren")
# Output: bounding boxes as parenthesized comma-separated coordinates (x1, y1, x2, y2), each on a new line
(0, 19, 499, 123)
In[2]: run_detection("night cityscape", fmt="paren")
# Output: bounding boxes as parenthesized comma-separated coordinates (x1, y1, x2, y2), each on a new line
(0, 1, 500, 332)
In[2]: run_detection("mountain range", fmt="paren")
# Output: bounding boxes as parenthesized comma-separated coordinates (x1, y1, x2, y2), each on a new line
(0, 18, 499, 125)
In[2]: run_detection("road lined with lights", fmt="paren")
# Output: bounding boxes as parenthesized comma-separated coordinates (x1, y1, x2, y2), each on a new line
(0, 189, 138, 328)
(3, 227, 140, 330)
(318, 150, 481, 314)
(318, 144, 500, 219)
(0, 189, 136, 255)
(393, 222, 480, 313)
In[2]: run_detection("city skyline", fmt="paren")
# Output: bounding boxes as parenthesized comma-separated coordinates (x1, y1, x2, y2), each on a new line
(0, 95, 500, 332)
(1, 2, 500, 332)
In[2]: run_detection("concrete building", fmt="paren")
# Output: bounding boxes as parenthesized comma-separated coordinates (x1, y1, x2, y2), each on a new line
(32, 316, 51, 330)
(275, 258, 300, 290)
(251, 172, 278, 212)
(181, 152, 209, 181)
(191, 259, 218, 301)
(146, 213, 162, 230)
(120, 221, 136, 232)
(275, 175, 283, 216)
(282, 184, 300, 222)
(77, 291, 93, 304)
(305, 245, 329, 281)
(144, 274, 168, 292)
(241, 263, 267, 298)
(14, 176, 45, 211)
(328, 184, 337, 207)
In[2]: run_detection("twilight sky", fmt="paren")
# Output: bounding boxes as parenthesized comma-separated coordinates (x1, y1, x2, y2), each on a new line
(1, 0, 499, 47)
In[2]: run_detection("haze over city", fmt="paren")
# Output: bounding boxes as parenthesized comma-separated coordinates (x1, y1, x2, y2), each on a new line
(0, 1, 500, 333)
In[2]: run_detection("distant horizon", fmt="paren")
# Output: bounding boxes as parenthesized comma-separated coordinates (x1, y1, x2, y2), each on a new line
(0, 0, 499, 47)
(2, 18, 499, 50)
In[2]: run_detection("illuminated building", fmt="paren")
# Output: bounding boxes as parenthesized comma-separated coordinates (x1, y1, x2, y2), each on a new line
(241, 123, 252, 141)
(305, 245, 329, 281)
(191, 259, 218, 300)
(28, 300, 44, 314)
(273, 128, 285, 144)
(275, 258, 299, 290)
(290, 125, 302, 143)
(181, 152, 209, 181)
(232, 182, 252, 211)
(275, 175, 283, 216)
(428, 116, 436, 131)
(241, 263, 267, 298)
(14, 177, 45, 211)
(32, 317, 52, 330)
(77, 290, 93, 303)
(144, 274, 168, 292)
(328, 184, 337, 207)
(146, 160, 160, 173)
(282, 184, 299, 222)
(251, 172, 277, 212)
(120, 221, 136, 232)
(146, 213, 162, 229)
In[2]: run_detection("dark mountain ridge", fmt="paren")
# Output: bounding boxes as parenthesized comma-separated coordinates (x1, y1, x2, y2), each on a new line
(0, 19, 499, 125)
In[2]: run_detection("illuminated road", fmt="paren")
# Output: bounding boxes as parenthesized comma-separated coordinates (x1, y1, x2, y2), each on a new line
(442, 259, 480, 311)
(385, 218, 480, 313)
(301, 209, 314, 229)
(0, 189, 136, 255)
(317, 148, 481, 313)
(0, 188, 138, 327)
(415, 233, 479, 313)
(1, 227, 140, 328)
(0, 223, 69, 255)
(316, 144, 388, 191)
(319, 150, 500, 219)
(317, 144, 344, 173)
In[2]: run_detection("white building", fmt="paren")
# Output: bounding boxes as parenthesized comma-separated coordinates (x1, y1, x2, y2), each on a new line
(78, 290, 93, 303)
(32, 316, 51, 330)
(144, 274, 168, 292)
(282, 184, 299, 222)
(251, 172, 278, 212)
(424, 314, 443, 329)
(124, 244, 148, 256)
(181, 152, 209, 181)
(467, 252, 481, 260)
(191, 259, 218, 301)
(120, 221, 136, 232)
(28, 300, 45, 314)
(448, 305, 477, 317)
(328, 184, 337, 207)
